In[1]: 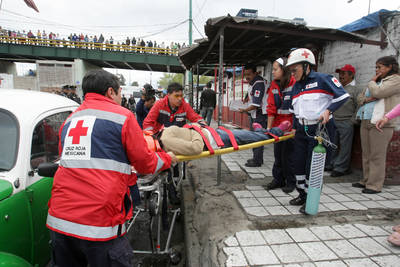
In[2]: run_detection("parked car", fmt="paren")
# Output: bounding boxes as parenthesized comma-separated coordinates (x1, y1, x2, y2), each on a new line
(0, 89, 78, 266)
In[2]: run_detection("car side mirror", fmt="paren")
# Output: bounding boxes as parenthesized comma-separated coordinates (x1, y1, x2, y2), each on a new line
(37, 162, 59, 177)
(0, 180, 13, 201)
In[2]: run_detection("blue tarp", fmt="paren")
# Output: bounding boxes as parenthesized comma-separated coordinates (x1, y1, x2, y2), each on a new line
(339, 9, 398, 32)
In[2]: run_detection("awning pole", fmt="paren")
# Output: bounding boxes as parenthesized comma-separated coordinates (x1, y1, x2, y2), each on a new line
(214, 66, 217, 92)
(190, 67, 194, 107)
(233, 66, 236, 124)
(217, 30, 224, 185)
(196, 64, 200, 111)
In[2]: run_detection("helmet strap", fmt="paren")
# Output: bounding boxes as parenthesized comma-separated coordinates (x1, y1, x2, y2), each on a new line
(301, 63, 310, 81)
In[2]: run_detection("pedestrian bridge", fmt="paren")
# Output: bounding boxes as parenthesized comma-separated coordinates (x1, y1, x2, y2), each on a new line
(0, 36, 184, 73)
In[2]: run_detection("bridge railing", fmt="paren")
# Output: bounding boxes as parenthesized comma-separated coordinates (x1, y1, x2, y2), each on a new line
(0, 35, 179, 55)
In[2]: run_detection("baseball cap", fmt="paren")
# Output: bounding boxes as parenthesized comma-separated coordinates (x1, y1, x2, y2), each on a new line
(335, 64, 356, 74)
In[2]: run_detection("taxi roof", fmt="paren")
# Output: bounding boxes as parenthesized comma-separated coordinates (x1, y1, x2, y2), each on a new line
(0, 89, 78, 122)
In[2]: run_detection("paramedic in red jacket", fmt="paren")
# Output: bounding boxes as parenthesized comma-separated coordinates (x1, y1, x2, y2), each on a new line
(266, 57, 296, 194)
(46, 70, 177, 267)
(143, 82, 204, 133)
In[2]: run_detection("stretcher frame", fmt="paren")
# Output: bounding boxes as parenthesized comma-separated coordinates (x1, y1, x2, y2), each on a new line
(127, 133, 294, 262)
(127, 163, 186, 263)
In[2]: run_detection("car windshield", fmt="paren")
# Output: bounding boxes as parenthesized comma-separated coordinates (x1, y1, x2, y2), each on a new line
(0, 109, 19, 171)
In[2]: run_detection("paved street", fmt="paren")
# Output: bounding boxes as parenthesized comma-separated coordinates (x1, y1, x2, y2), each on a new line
(182, 142, 400, 267)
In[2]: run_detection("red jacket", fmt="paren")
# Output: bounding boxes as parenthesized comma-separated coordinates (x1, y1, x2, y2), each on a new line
(47, 93, 172, 241)
(267, 76, 296, 128)
(143, 95, 203, 133)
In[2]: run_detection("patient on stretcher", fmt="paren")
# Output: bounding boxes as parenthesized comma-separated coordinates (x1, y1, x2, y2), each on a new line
(151, 121, 291, 156)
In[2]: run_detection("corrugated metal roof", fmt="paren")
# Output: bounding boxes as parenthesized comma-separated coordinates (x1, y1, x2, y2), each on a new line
(179, 15, 385, 73)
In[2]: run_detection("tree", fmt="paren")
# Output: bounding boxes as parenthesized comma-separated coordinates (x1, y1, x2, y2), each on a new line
(131, 81, 139, 86)
(116, 74, 126, 86)
(158, 73, 184, 88)
(157, 73, 212, 88)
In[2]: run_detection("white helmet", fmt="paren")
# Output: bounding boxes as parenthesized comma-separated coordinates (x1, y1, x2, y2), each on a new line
(286, 48, 316, 67)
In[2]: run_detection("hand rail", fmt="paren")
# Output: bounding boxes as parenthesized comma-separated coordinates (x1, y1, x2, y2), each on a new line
(0, 35, 179, 55)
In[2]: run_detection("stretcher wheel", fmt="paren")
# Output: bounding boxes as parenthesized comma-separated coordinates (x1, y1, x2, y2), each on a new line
(149, 193, 159, 216)
(169, 249, 181, 265)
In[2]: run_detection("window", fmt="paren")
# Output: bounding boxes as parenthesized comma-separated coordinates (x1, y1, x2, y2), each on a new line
(0, 109, 19, 171)
(30, 111, 71, 169)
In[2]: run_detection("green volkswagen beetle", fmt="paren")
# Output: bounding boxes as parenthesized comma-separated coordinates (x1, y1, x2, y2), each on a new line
(0, 89, 78, 266)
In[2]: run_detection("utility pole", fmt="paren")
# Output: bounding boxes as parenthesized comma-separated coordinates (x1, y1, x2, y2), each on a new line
(189, 0, 193, 45)
(188, 0, 193, 106)
(347, 0, 371, 15)
(368, 0, 371, 14)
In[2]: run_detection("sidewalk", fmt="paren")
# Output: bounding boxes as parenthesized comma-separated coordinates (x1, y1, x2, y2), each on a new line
(182, 140, 400, 267)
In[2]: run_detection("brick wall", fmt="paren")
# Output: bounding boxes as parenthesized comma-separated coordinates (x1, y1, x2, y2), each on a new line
(36, 60, 75, 91)
(14, 76, 38, 90)
(318, 14, 400, 183)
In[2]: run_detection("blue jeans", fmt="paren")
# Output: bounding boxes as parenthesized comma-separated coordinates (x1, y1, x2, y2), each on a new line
(201, 107, 214, 126)
(216, 127, 283, 148)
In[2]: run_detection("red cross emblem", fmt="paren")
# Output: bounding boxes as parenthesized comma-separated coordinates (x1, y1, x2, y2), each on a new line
(301, 50, 310, 58)
(68, 120, 88, 144)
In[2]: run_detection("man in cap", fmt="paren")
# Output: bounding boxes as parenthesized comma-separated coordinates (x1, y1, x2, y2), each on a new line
(330, 64, 361, 177)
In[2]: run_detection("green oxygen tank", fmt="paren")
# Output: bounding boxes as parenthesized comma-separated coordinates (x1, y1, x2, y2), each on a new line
(305, 137, 326, 215)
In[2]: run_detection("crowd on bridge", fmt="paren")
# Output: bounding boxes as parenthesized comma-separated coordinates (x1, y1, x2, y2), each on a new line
(0, 26, 186, 55)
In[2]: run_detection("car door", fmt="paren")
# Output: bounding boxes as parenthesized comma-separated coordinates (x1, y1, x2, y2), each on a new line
(26, 109, 72, 267)
(0, 108, 33, 264)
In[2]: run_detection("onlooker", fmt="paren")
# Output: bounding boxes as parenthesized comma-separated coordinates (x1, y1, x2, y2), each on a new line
(121, 95, 129, 108)
(330, 64, 361, 177)
(376, 106, 400, 246)
(353, 56, 400, 194)
(68, 86, 81, 104)
(128, 94, 136, 112)
(136, 94, 156, 129)
(239, 64, 268, 167)
(265, 57, 296, 193)
(200, 81, 216, 125)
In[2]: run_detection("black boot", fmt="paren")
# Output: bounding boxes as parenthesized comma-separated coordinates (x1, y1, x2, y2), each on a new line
(289, 195, 306, 206)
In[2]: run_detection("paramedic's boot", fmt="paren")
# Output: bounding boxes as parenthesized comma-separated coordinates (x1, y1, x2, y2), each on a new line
(265, 180, 284, 191)
(299, 204, 307, 215)
(282, 184, 295, 193)
(245, 160, 262, 167)
(289, 195, 306, 206)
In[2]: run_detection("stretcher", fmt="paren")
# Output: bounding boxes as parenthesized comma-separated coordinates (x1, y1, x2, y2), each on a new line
(176, 133, 295, 161)
(127, 132, 294, 264)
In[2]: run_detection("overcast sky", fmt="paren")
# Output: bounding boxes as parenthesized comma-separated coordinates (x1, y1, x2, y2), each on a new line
(2, 0, 399, 87)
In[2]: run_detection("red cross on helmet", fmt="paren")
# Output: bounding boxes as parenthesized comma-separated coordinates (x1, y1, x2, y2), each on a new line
(286, 48, 316, 67)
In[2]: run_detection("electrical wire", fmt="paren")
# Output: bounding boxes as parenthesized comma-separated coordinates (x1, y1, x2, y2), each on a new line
(192, 21, 205, 39)
(194, 0, 208, 21)
(138, 19, 188, 39)
(0, 8, 189, 38)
